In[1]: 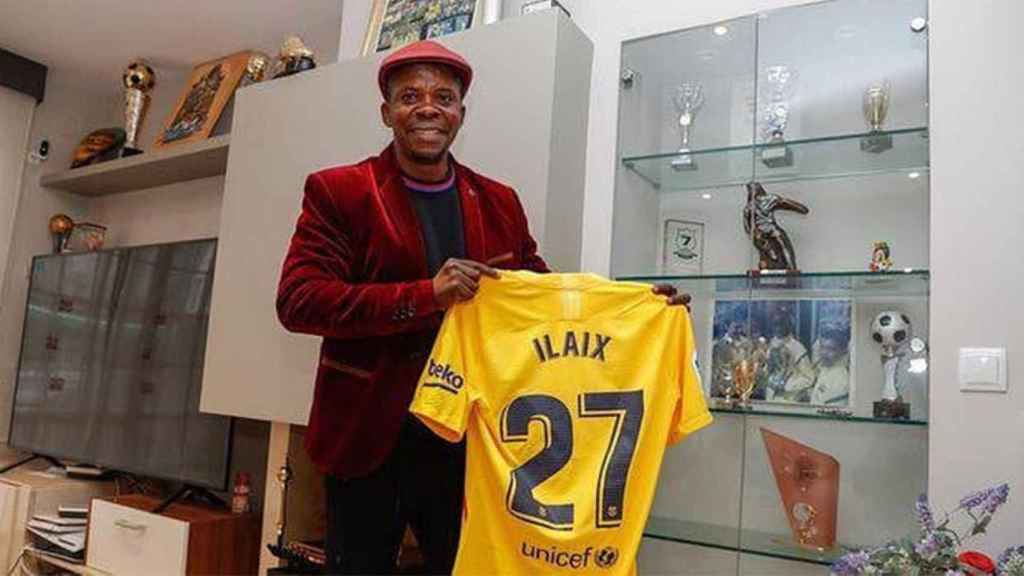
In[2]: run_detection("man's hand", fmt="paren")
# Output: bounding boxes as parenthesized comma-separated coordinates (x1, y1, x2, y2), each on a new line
(433, 258, 500, 309)
(652, 283, 692, 311)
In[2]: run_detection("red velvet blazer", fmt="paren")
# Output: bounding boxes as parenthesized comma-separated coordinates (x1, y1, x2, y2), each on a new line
(277, 144, 549, 478)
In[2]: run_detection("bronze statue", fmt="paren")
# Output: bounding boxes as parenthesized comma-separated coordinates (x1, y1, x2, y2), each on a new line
(743, 182, 809, 271)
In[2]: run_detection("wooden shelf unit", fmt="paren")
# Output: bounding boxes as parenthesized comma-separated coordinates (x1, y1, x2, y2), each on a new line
(40, 135, 231, 197)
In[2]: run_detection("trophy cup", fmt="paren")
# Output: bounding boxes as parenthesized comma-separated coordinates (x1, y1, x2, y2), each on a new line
(121, 60, 156, 157)
(870, 310, 912, 419)
(671, 82, 704, 171)
(48, 214, 74, 254)
(860, 80, 893, 153)
(760, 65, 797, 167)
(761, 428, 839, 551)
(732, 356, 760, 408)
(240, 52, 271, 87)
(274, 36, 317, 79)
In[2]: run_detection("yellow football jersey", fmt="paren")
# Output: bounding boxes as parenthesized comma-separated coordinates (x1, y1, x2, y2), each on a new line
(410, 271, 712, 576)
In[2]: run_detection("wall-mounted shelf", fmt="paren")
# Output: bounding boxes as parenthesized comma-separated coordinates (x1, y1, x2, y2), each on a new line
(621, 128, 929, 192)
(644, 517, 852, 566)
(709, 406, 927, 427)
(40, 135, 230, 196)
(618, 269, 930, 299)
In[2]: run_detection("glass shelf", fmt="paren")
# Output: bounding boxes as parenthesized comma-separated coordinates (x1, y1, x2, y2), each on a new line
(708, 406, 927, 427)
(618, 269, 929, 298)
(622, 128, 929, 191)
(644, 516, 852, 566)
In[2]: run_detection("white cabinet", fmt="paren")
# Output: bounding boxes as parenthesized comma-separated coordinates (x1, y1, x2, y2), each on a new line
(87, 499, 189, 576)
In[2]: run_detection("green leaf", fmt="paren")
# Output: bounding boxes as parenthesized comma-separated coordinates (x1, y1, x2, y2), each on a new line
(970, 515, 991, 536)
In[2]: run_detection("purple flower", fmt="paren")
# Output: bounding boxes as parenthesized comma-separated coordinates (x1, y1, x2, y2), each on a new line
(997, 545, 1024, 575)
(961, 484, 1010, 513)
(915, 493, 935, 531)
(832, 551, 871, 575)
(961, 488, 990, 510)
(980, 483, 1010, 515)
(998, 545, 1024, 564)
(915, 532, 941, 559)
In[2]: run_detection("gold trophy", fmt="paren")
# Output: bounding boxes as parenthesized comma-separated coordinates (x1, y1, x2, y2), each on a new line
(732, 356, 761, 408)
(48, 214, 74, 253)
(241, 52, 271, 87)
(860, 79, 892, 153)
(121, 60, 156, 157)
(274, 36, 317, 79)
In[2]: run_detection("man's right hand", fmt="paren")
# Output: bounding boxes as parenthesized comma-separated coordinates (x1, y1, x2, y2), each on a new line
(432, 258, 500, 309)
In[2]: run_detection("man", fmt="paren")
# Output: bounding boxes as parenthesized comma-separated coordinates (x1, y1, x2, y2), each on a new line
(276, 40, 687, 575)
(810, 324, 851, 405)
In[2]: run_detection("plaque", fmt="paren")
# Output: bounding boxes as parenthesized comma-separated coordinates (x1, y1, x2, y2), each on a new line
(761, 428, 839, 551)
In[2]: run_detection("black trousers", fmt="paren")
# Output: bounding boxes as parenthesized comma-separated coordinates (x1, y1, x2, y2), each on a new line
(324, 418, 466, 575)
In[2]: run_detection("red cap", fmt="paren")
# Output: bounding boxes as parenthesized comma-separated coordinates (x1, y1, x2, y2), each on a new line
(378, 40, 473, 99)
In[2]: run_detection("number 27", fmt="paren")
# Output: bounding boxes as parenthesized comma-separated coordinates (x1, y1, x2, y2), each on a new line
(500, 391, 644, 531)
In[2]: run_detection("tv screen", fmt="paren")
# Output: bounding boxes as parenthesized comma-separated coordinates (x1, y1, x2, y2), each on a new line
(8, 238, 232, 490)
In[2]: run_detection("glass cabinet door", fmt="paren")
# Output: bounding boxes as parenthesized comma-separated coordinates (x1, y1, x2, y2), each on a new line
(615, 0, 932, 572)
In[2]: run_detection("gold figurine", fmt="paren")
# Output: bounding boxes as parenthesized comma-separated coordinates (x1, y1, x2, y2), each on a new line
(274, 36, 317, 79)
(242, 52, 271, 87)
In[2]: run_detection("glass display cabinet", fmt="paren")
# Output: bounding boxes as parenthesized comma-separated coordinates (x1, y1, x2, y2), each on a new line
(611, 0, 930, 572)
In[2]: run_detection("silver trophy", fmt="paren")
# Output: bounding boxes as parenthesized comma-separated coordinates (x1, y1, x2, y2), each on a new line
(861, 79, 893, 153)
(671, 82, 704, 171)
(870, 310, 912, 419)
(760, 65, 797, 167)
(121, 60, 156, 157)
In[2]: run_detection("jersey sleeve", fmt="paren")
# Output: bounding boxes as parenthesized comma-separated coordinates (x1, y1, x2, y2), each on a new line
(410, 303, 476, 443)
(668, 313, 713, 445)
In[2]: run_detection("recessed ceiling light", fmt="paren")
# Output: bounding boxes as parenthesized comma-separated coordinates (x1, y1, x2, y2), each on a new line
(908, 171, 921, 179)
(701, 193, 712, 200)
(713, 25, 729, 36)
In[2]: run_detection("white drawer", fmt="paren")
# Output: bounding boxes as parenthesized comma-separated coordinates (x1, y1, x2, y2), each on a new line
(87, 499, 189, 576)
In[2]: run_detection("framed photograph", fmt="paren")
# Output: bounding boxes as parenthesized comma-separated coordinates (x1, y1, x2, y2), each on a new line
(658, 217, 705, 274)
(154, 51, 253, 149)
(502, 0, 571, 18)
(362, 0, 488, 56)
(709, 298, 854, 408)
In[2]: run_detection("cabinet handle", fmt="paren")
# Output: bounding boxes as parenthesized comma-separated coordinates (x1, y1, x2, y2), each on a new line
(114, 519, 147, 532)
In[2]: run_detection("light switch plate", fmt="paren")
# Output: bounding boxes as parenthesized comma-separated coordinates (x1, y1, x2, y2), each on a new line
(959, 347, 1007, 392)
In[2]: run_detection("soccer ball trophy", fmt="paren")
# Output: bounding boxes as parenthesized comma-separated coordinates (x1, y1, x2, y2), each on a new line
(870, 311, 912, 419)
(121, 60, 156, 157)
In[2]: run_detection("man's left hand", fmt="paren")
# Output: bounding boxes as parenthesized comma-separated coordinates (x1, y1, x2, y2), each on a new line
(652, 284, 691, 311)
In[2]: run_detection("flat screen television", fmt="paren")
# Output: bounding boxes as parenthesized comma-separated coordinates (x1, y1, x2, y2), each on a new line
(8, 238, 232, 490)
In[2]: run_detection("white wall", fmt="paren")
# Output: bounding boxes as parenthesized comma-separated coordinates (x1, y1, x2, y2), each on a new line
(929, 0, 1024, 553)
(0, 87, 36, 299)
(0, 71, 99, 440)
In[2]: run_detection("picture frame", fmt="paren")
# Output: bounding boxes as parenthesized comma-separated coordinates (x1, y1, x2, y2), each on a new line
(362, 0, 489, 56)
(502, 0, 571, 18)
(708, 298, 856, 409)
(658, 216, 705, 275)
(153, 50, 254, 149)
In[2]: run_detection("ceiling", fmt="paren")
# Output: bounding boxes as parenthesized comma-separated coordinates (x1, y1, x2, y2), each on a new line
(0, 0, 344, 96)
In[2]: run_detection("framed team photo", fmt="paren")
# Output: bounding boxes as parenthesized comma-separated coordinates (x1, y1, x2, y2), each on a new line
(362, 0, 491, 56)
(709, 298, 855, 408)
(657, 216, 705, 275)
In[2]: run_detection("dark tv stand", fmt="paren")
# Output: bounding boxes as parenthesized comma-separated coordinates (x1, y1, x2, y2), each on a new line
(0, 453, 64, 475)
(153, 484, 227, 514)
